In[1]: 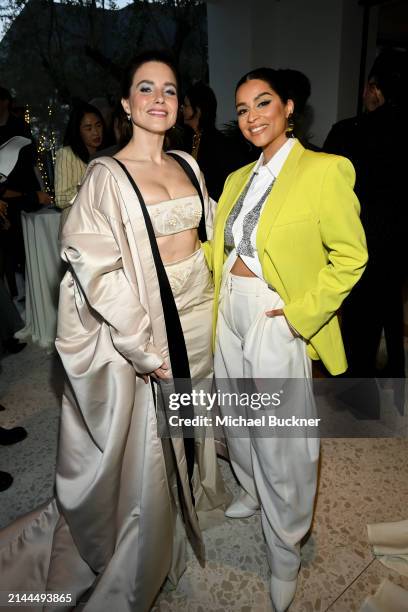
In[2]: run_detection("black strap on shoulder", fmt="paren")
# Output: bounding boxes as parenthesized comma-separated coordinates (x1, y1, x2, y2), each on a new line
(113, 158, 195, 485)
(167, 152, 207, 243)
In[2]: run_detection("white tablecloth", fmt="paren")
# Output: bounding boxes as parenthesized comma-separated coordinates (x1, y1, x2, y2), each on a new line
(15, 209, 62, 351)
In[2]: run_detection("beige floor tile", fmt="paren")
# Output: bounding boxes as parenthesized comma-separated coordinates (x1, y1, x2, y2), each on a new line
(0, 347, 62, 428)
(328, 560, 408, 612)
(152, 559, 273, 612)
(315, 440, 408, 540)
(292, 546, 373, 611)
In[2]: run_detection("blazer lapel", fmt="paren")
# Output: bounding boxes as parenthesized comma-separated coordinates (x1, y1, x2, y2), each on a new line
(257, 140, 305, 261)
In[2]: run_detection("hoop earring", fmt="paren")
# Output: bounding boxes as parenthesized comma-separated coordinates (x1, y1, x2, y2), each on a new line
(286, 113, 295, 137)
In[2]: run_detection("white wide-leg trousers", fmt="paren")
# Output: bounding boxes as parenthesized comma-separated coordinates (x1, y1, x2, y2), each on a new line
(214, 271, 320, 581)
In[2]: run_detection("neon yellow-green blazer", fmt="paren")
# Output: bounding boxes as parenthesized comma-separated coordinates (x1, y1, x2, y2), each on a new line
(211, 140, 368, 375)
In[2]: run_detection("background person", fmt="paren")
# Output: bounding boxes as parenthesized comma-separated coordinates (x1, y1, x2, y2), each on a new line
(54, 102, 106, 226)
(0, 261, 26, 356)
(0, 270, 28, 492)
(212, 67, 368, 611)
(91, 102, 131, 159)
(182, 81, 241, 200)
(0, 87, 51, 296)
(324, 49, 408, 380)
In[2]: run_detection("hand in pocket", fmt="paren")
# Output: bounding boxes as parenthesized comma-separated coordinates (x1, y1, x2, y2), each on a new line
(265, 308, 298, 338)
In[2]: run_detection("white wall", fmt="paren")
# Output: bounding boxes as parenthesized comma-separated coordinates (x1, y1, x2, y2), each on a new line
(337, 0, 364, 119)
(207, 0, 253, 127)
(207, 0, 372, 146)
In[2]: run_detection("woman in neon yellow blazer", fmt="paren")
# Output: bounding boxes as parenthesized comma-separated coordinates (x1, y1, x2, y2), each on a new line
(212, 68, 368, 612)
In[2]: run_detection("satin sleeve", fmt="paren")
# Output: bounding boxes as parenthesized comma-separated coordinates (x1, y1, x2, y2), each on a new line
(60, 164, 164, 374)
(283, 156, 368, 339)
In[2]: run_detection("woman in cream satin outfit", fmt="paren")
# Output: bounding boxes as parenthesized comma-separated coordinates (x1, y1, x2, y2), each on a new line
(211, 68, 368, 611)
(0, 51, 230, 612)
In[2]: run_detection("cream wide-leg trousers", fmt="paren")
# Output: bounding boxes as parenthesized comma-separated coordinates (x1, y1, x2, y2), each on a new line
(214, 264, 320, 581)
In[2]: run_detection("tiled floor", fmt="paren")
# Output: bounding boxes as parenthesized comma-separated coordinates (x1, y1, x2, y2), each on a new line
(0, 345, 407, 611)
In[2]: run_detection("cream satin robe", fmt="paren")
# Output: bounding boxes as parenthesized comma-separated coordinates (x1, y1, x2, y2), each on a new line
(0, 153, 230, 612)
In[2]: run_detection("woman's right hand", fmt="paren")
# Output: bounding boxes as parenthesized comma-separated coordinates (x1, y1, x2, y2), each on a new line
(142, 362, 169, 383)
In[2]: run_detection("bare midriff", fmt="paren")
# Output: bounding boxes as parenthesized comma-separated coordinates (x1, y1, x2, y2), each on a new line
(156, 229, 200, 264)
(230, 255, 257, 277)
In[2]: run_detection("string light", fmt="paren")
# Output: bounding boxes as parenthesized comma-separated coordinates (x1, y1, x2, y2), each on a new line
(24, 103, 50, 194)
(34, 103, 56, 196)
(37, 134, 51, 194)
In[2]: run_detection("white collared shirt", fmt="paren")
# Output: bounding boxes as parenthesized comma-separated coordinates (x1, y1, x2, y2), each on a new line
(231, 138, 296, 279)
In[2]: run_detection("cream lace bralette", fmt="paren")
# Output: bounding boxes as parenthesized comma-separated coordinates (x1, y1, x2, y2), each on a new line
(147, 194, 202, 237)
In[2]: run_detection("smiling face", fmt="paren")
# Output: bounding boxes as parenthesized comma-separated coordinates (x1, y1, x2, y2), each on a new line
(121, 61, 178, 136)
(79, 112, 103, 154)
(236, 79, 294, 161)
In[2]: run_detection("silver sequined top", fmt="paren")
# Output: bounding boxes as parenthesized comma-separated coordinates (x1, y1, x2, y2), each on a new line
(222, 138, 296, 279)
(224, 174, 275, 256)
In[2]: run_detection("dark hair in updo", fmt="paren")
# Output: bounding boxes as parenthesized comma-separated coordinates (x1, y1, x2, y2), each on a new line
(121, 50, 180, 99)
(235, 67, 312, 135)
(236, 68, 288, 101)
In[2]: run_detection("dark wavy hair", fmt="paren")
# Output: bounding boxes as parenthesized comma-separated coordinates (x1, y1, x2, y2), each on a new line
(235, 67, 311, 135)
(63, 102, 106, 163)
(121, 49, 180, 99)
(184, 81, 217, 132)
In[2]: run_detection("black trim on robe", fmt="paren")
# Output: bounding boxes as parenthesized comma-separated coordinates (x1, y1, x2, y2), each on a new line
(167, 152, 207, 243)
(113, 158, 196, 486)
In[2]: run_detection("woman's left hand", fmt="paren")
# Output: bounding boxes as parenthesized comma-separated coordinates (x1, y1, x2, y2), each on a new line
(142, 362, 169, 383)
(265, 308, 298, 338)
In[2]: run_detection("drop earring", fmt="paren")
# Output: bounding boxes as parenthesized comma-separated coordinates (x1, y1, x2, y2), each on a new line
(286, 113, 295, 137)
(127, 113, 131, 122)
